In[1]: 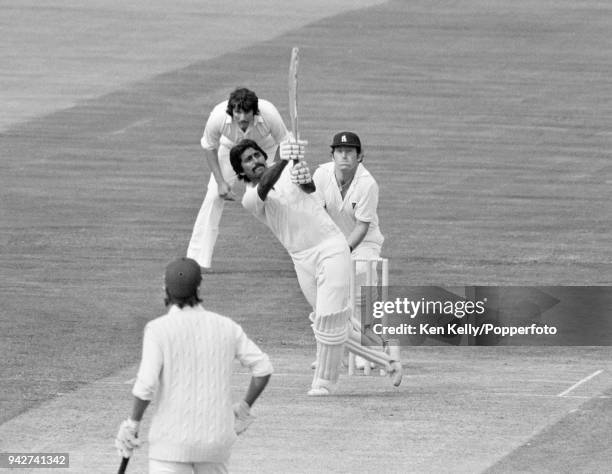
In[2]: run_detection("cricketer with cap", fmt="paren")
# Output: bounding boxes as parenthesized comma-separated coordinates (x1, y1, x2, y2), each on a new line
(229, 138, 402, 396)
(115, 257, 272, 473)
(186, 88, 291, 271)
(313, 132, 387, 366)
(313, 132, 384, 259)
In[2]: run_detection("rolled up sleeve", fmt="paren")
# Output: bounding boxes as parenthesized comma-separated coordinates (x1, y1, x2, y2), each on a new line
(200, 104, 226, 150)
(132, 324, 163, 400)
(234, 324, 273, 377)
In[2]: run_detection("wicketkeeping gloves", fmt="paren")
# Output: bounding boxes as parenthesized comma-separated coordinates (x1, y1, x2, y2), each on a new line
(290, 161, 312, 184)
(233, 400, 255, 435)
(279, 139, 307, 161)
(115, 419, 141, 458)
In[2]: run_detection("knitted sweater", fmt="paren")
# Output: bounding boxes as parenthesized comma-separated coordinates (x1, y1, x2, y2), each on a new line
(132, 304, 273, 462)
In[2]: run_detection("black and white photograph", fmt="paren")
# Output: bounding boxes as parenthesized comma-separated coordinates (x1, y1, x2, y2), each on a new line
(1, 1, 611, 472)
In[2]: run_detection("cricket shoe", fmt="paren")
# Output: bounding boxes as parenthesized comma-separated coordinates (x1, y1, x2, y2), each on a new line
(307, 386, 331, 396)
(388, 361, 403, 387)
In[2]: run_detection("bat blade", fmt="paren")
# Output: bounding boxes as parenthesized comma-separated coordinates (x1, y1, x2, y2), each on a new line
(117, 457, 129, 474)
(288, 47, 299, 141)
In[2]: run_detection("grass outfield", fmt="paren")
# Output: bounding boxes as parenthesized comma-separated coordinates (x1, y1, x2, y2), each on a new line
(1, 0, 611, 472)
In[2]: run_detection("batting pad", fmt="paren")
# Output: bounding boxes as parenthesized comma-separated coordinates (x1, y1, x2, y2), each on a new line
(345, 325, 393, 371)
(311, 307, 350, 388)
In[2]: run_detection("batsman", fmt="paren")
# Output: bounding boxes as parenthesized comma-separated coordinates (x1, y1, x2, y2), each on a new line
(229, 138, 402, 396)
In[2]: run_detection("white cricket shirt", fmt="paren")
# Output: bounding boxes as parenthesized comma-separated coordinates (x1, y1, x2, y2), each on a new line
(313, 162, 384, 249)
(200, 99, 290, 152)
(242, 165, 342, 254)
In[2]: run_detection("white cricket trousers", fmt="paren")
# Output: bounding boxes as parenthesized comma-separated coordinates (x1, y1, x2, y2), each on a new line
(291, 235, 351, 315)
(186, 144, 277, 268)
(149, 458, 228, 474)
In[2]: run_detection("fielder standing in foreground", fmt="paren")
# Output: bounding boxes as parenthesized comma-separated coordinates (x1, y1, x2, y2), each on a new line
(229, 138, 402, 396)
(186, 88, 291, 271)
(115, 257, 272, 473)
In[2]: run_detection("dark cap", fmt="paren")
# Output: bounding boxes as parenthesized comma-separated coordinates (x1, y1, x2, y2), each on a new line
(165, 258, 202, 298)
(330, 131, 361, 149)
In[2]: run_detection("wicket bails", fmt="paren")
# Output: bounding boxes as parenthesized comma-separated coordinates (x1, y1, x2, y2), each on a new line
(348, 257, 389, 376)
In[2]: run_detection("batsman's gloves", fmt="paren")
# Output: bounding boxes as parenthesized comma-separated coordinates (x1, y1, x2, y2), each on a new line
(115, 418, 141, 458)
(217, 180, 237, 201)
(233, 400, 255, 435)
(279, 138, 307, 161)
(290, 161, 312, 184)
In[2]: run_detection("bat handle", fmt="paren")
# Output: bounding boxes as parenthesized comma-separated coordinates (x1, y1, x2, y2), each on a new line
(118, 457, 129, 474)
(290, 130, 300, 164)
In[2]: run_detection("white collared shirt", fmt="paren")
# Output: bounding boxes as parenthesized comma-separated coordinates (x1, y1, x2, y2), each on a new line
(313, 162, 384, 249)
(200, 99, 290, 152)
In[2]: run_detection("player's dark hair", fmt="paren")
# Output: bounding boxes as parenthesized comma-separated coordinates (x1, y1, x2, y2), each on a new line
(164, 290, 202, 309)
(230, 139, 268, 182)
(226, 88, 259, 116)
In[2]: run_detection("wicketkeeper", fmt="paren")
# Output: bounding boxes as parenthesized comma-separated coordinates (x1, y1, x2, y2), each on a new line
(229, 138, 402, 396)
(313, 131, 388, 368)
(115, 257, 272, 473)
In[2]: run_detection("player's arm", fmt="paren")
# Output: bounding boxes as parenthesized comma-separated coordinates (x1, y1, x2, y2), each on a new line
(244, 374, 271, 406)
(204, 147, 223, 183)
(257, 138, 305, 200)
(349, 180, 378, 250)
(348, 219, 370, 252)
(233, 323, 273, 435)
(130, 397, 150, 422)
(257, 160, 289, 201)
(115, 325, 160, 458)
(233, 372, 271, 435)
(204, 148, 236, 201)
(115, 397, 149, 459)
(201, 105, 236, 200)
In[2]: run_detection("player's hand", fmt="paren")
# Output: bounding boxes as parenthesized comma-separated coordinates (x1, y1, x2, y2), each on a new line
(233, 400, 255, 435)
(115, 419, 140, 458)
(217, 181, 236, 201)
(291, 161, 312, 184)
(279, 137, 307, 161)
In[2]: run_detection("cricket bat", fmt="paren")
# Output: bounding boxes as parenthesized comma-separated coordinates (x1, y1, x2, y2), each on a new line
(288, 47, 300, 142)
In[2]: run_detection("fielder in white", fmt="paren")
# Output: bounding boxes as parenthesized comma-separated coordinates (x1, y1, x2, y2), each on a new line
(229, 138, 402, 396)
(187, 88, 291, 270)
(115, 257, 272, 473)
(313, 131, 386, 366)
